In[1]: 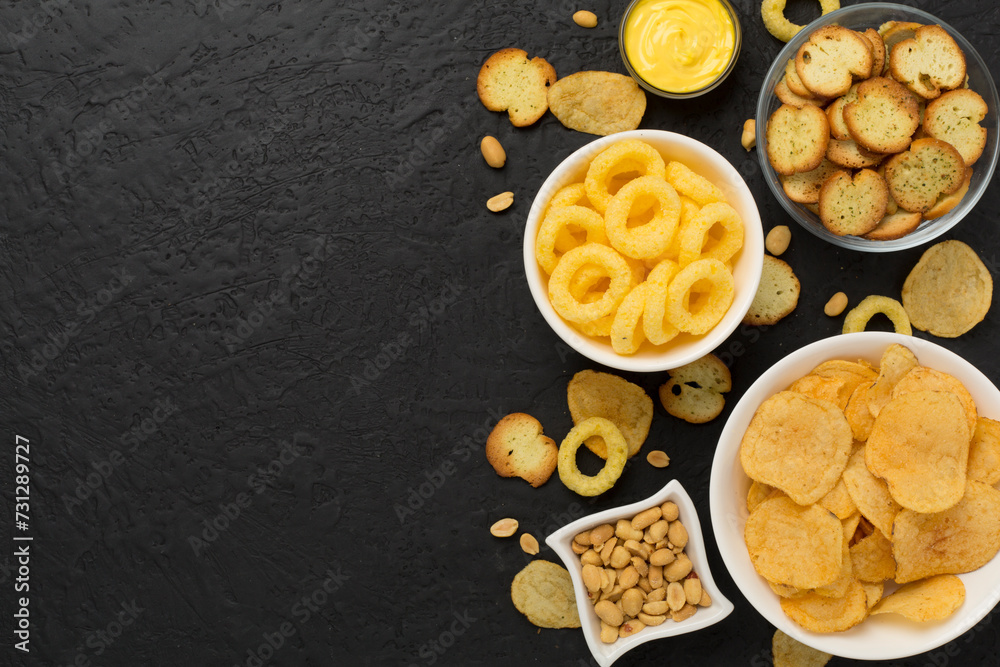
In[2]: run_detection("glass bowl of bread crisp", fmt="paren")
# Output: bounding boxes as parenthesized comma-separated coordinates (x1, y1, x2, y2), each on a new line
(755, 3, 999, 252)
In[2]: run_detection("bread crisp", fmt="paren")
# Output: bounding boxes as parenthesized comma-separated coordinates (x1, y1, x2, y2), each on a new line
(827, 138, 885, 170)
(863, 210, 922, 241)
(477, 48, 557, 127)
(743, 255, 800, 326)
(784, 59, 814, 98)
(766, 103, 830, 175)
(485, 413, 557, 487)
(889, 25, 966, 100)
(775, 77, 823, 108)
(844, 76, 920, 153)
(826, 84, 860, 141)
(884, 138, 966, 212)
(924, 167, 972, 220)
(861, 28, 887, 76)
(658, 353, 732, 424)
(923, 89, 988, 166)
(780, 158, 844, 204)
(818, 168, 888, 236)
(795, 26, 873, 99)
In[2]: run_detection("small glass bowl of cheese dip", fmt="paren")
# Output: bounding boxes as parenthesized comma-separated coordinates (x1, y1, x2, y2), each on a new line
(619, 0, 741, 99)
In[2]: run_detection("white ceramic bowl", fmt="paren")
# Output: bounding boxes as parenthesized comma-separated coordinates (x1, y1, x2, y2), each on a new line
(710, 332, 1000, 660)
(523, 129, 764, 372)
(546, 480, 734, 667)
(755, 3, 1000, 252)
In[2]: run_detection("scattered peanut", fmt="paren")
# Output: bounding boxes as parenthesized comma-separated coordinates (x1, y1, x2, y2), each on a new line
(825, 291, 848, 317)
(519, 532, 539, 555)
(765, 225, 791, 256)
(646, 450, 670, 468)
(741, 118, 756, 151)
(490, 517, 519, 538)
(573, 10, 598, 28)
(480, 135, 506, 168)
(487, 191, 514, 212)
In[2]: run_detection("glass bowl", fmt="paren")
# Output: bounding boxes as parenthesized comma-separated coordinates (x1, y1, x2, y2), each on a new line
(755, 3, 1000, 252)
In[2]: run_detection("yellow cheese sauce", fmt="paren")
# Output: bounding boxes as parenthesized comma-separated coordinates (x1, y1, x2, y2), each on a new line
(623, 0, 736, 94)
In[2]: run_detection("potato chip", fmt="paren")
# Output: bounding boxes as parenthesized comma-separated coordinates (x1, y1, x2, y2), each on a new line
(740, 391, 853, 505)
(861, 581, 884, 609)
(510, 560, 582, 628)
(867, 343, 919, 418)
(745, 496, 844, 589)
(772, 629, 832, 667)
(844, 379, 876, 441)
(567, 370, 652, 459)
(901, 240, 993, 338)
(789, 360, 877, 410)
(849, 529, 896, 582)
(779, 580, 868, 633)
(891, 365, 978, 435)
(769, 581, 808, 599)
(893, 481, 1000, 583)
(547, 71, 647, 137)
(818, 479, 858, 520)
(841, 446, 900, 537)
(870, 574, 965, 621)
(866, 390, 970, 513)
(842, 512, 862, 545)
(968, 417, 1000, 486)
(813, 539, 854, 598)
(747, 481, 775, 513)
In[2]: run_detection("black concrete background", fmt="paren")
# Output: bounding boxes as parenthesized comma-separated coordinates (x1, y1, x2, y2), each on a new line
(0, 0, 999, 665)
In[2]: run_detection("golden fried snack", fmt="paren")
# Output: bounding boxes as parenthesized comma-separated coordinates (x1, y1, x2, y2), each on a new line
(557, 417, 629, 496)
(761, 0, 840, 42)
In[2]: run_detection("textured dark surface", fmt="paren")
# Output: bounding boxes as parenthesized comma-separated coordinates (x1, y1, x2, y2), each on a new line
(1, 0, 999, 665)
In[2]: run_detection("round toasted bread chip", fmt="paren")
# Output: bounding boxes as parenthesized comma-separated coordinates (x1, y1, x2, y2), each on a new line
(547, 71, 647, 136)
(901, 239, 993, 338)
(567, 369, 652, 459)
(485, 413, 558, 487)
(740, 391, 853, 505)
(766, 103, 830, 175)
(477, 48, 557, 127)
(884, 138, 966, 213)
(780, 159, 843, 204)
(658, 353, 732, 424)
(745, 496, 844, 589)
(795, 26, 873, 98)
(743, 255, 800, 326)
(825, 138, 885, 170)
(889, 24, 966, 100)
(843, 76, 920, 154)
(923, 167, 972, 220)
(968, 417, 1000, 486)
(870, 574, 965, 622)
(841, 446, 901, 538)
(510, 560, 582, 628)
(924, 89, 988, 166)
(818, 168, 888, 236)
(863, 210, 922, 241)
(772, 629, 832, 667)
(779, 580, 868, 633)
(892, 481, 1000, 583)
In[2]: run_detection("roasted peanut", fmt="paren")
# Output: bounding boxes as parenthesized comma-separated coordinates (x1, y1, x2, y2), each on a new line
(595, 600, 623, 627)
(637, 612, 666, 626)
(649, 548, 675, 567)
(624, 539, 645, 557)
(573, 9, 598, 28)
(618, 565, 640, 590)
(615, 519, 643, 541)
(684, 577, 703, 605)
(667, 521, 689, 549)
(666, 582, 687, 611)
(825, 291, 848, 317)
(765, 225, 791, 256)
(646, 450, 670, 468)
(600, 621, 618, 644)
(698, 589, 713, 607)
(480, 135, 506, 168)
(631, 556, 648, 577)
(571, 541, 588, 555)
(574, 530, 592, 546)
(487, 191, 513, 212)
(631, 506, 662, 530)
(637, 577, 652, 594)
(648, 564, 663, 589)
(582, 564, 603, 593)
(600, 537, 617, 565)
(519, 532, 539, 555)
(610, 546, 631, 569)
(664, 553, 693, 582)
(490, 518, 518, 537)
(621, 587, 644, 617)
(671, 603, 698, 623)
(645, 587, 666, 603)
(660, 501, 679, 522)
(742, 119, 756, 151)
(581, 549, 602, 567)
(648, 519, 669, 543)
(618, 619, 645, 638)
(590, 523, 614, 547)
(642, 600, 669, 616)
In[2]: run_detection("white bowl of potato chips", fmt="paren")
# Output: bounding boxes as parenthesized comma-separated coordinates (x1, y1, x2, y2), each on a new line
(523, 130, 764, 372)
(546, 479, 734, 666)
(710, 331, 1000, 660)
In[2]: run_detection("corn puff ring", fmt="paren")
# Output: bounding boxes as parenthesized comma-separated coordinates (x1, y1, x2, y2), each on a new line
(842, 295, 912, 335)
(585, 139, 666, 214)
(549, 184, 595, 252)
(665, 160, 727, 205)
(646, 196, 702, 268)
(569, 264, 611, 301)
(577, 314, 615, 337)
(557, 417, 629, 496)
(667, 258, 735, 334)
(677, 202, 745, 266)
(535, 205, 608, 274)
(549, 244, 632, 323)
(604, 175, 682, 260)
(762, 0, 841, 43)
(611, 283, 650, 355)
(642, 259, 682, 345)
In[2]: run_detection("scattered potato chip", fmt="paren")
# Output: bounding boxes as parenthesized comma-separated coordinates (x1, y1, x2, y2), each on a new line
(968, 417, 1000, 486)
(510, 560, 582, 628)
(841, 446, 901, 538)
(893, 481, 1000, 583)
(547, 71, 647, 136)
(870, 574, 965, 621)
(867, 343, 919, 417)
(745, 496, 844, 589)
(866, 390, 971, 513)
(902, 240, 993, 338)
(740, 391, 853, 505)
(780, 580, 868, 633)
(567, 370, 653, 459)
(772, 629, 832, 667)
(849, 529, 896, 582)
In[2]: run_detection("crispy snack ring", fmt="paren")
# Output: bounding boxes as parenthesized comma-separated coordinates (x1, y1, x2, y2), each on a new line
(557, 417, 629, 496)
(667, 258, 735, 334)
(549, 244, 633, 323)
(604, 175, 681, 259)
(585, 139, 666, 214)
(678, 201, 744, 266)
(761, 0, 841, 43)
(666, 160, 727, 206)
(642, 259, 681, 345)
(611, 283, 649, 355)
(535, 205, 608, 274)
(548, 184, 595, 252)
(842, 295, 912, 335)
